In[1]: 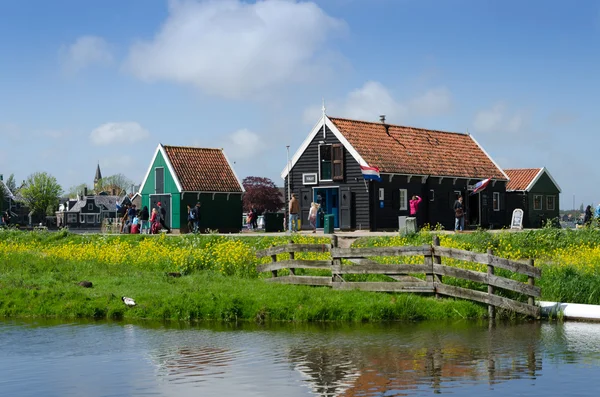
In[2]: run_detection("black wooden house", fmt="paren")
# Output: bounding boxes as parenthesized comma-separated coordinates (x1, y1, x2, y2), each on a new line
(282, 115, 509, 231)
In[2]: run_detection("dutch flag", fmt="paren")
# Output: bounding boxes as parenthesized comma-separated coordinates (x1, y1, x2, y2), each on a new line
(471, 178, 491, 195)
(360, 165, 382, 182)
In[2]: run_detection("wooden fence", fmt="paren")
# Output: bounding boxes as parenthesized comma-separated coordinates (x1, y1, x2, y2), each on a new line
(255, 236, 541, 318)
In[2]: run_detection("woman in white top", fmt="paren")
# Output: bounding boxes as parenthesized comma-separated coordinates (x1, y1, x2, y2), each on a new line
(308, 202, 319, 233)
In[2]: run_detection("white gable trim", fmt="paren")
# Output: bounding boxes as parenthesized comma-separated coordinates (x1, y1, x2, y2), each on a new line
(139, 144, 183, 193)
(221, 149, 246, 193)
(0, 180, 15, 200)
(468, 134, 510, 181)
(525, 167, 562, 193)
(281, 116, 367, 179)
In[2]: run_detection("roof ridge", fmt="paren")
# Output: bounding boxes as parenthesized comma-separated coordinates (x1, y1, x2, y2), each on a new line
(329, 116, 469, 136)
(163, 144, 223, 151)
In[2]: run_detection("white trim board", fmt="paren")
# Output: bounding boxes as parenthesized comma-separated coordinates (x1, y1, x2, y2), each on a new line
(525, 167, 562, 193)
(221, 149, 246, 193)
(468, 134, 510, 181)
(139, 144, 183, 193)
(281, 116, 367, 179)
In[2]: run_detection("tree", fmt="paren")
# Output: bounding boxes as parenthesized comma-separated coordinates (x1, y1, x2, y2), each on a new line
(19, 172, 63, 216)
(95, 173, 134, 195)
(6, 174, 16, 193)
(242, 176, 283, 214)
(67, 183, 91, 199)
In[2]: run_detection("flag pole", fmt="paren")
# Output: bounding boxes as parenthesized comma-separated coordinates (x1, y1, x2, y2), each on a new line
(322, 99, 326, 139)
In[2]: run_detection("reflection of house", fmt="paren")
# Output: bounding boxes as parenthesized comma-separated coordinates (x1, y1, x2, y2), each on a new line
(283, 114, 509, 230)
(504, 168, 561, 228)
(57, 194, 122, 228)
(139, 144, 244, 233)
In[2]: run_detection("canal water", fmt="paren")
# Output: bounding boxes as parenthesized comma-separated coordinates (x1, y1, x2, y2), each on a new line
(1, 319, 599, 396)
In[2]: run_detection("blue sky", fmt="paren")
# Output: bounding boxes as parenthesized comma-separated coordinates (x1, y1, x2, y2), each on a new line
(0, 0, 597, 209)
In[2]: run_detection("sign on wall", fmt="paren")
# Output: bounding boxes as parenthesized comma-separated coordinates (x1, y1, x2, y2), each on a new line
(511, 208, 524, 230)
(302, 173, 317, 185)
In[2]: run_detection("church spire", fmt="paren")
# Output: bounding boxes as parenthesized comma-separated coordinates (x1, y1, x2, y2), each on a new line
(94, 163, 102, 185)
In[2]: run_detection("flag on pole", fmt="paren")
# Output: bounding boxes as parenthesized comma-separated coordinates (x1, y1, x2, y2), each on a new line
(360, 165, 382, 182)
(470, 178, 491, 195)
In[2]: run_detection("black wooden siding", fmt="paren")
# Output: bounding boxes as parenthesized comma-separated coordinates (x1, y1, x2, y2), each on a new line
(506, 172, 560, 228)
(284, 125, 370, 230)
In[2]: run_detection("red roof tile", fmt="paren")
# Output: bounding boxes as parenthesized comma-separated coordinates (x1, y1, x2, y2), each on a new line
(504, 168, 542, 191)
(329, 117, 507, 180)
(163, 146, 242, 192)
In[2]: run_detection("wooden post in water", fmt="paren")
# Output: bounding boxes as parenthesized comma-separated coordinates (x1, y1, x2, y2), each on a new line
(289, 239, 296, 276)
(528, 258, 535, 306)
(331, 234, 341, 283)
(270, 254, 278, 278)
(487, 248, 495, 319)
(432, 235, 442, 299)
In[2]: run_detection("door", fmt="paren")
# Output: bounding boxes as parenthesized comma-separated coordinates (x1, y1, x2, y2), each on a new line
(467, 193, 480, 227)
(300, 189, 311, 230)
(480, 192, 489, 227)
(340, 187, 352, 229)
(150, 195, 171, 228)
(314, 188, 340, 228)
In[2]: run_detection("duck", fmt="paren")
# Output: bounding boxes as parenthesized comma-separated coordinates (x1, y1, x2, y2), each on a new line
(122, 297, 136, 306)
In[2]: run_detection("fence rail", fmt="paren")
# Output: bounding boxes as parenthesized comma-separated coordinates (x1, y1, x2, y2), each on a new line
(255, 236, 541, 318)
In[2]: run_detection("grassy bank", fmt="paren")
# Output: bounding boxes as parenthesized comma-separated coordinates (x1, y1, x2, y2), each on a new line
(2, 227, 600, 322)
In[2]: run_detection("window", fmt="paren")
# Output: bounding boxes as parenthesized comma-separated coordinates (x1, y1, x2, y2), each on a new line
(97, 214, 101, 223)
(547, 195, 556, 211)
(399, 189, 408, 210)
(67, 213, 77, 223)
(155, 167, 165, 194)
(88, 203, 93, 210)
(493, 192, 500, 211)
(429, 189, 435, 202)
(533, 195, 542, 210)
(80, 214, 85, 223)
(332, 144, 344, 181)
(319, 144, 332, 180)
(86, 214, 96, 224)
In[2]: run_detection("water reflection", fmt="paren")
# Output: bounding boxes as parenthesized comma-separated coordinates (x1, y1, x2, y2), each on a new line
(1, 320, 600, 397)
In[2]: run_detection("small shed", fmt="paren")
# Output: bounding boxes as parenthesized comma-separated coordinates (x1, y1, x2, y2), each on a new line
(504, 168, 561, 228)
(139, 144, 244, 233)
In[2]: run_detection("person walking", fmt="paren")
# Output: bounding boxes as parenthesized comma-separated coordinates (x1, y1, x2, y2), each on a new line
(150, 207, 160, 234)
(250, 207, 258, 230)
(289, 193, 300, 232)
(584, 205, 593, 227)
(187, 205, 194, 233)
(308, 202, 319, 233)
(193, 202, 201, 233)
(454, 195, 465, 232)
(139, 205, 150, 234)
(157, 202, 171, 233)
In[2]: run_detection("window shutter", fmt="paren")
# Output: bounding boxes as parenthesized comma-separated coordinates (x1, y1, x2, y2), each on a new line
(332, 144, 344, 181)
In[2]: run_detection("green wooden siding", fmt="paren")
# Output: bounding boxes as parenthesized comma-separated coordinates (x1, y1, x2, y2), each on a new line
(140, 150, 182, 228)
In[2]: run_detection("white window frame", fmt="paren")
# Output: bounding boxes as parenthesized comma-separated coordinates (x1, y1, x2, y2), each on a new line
(399, 189, 408, 211)
(79, 214, 85, 223)
(378, 188, 385, 201)
(429, 189, 435, 202)
(546, 195, 556, 211)
(533, 195, 543, 211)
(493, 192, 500, 211)
(318, 144, 333, 182)
(86, 214, 96, 224)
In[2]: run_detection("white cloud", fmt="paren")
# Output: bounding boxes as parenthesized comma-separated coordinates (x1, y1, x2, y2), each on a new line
(90, 122, 149, 146)
(408, 87, 453, 116)
(303, 81, 453, 124)
(472, 102, 529, 135)
(222, 128, 262, 160)
(125, 0, 346, 99)
(60, 36, 114, 73)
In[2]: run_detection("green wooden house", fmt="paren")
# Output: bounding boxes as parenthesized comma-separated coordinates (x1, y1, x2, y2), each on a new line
(139, 144, 244, 233)
(504, 168, 561, 228)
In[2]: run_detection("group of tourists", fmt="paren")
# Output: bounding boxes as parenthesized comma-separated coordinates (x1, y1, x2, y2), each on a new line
(120, 202, 172, 234)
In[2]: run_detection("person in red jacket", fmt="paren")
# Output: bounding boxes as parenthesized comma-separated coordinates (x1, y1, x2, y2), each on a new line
(409, 195, 422, 216)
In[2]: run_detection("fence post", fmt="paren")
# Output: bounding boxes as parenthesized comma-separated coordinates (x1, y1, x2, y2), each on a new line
(487, 248, 495, 319)
(289, 239, 296, 276)
(432, 235, 442, 298)
(270, 254, 278, 278)
(331, 234, 341, 283)
(527, 259, 535, 306)
(424, 244, 434, 287)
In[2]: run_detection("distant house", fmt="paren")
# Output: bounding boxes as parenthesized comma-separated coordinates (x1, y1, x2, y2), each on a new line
(282, 115, 509, 231)
(57, 194, 122, 228)
(504, 168, 561, 228)
(139, 144, 244, 233)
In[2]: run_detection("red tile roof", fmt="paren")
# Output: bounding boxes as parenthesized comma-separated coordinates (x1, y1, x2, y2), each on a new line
(329, 117, 507, 180)
(163, 145, 242, 192)
(504, 168, 542, 191)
